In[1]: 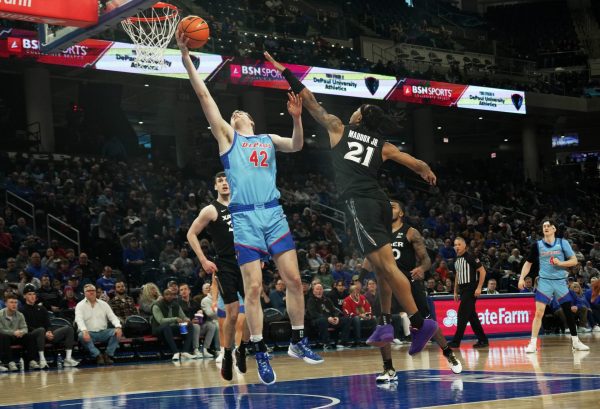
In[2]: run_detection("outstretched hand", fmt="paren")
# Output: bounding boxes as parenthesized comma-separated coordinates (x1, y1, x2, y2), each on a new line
(176, 31, 190, 56)
(264, 51, 285, 72)
(421, 169, 437, 186)
(287, 92, 302, 118)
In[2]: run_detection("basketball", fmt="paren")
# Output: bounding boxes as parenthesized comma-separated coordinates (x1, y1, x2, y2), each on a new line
(177, 16, 210, 49)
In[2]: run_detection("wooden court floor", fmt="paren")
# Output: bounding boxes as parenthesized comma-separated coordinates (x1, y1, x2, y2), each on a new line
(1, 334, 599, 408)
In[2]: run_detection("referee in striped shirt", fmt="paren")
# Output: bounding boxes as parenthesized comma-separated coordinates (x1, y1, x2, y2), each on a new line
(447, 237, 489, 348)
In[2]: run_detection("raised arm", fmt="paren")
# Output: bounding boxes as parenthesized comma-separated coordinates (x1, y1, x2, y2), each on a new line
(186, 205, 219, 274)
(382, 142, 436, 185)
(177, 32, 233, 151)
(270, 93, 304, 153)
(264, 51, 344, 147)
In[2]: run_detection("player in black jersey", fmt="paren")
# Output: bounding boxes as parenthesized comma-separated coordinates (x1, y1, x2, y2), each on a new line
(365, 200, 462, 382)
(186, 172, 250, 381)
(265, 52, 438, 356)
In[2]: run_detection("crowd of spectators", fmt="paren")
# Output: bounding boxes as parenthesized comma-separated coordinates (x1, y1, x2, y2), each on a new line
(0, 146, 598, 369)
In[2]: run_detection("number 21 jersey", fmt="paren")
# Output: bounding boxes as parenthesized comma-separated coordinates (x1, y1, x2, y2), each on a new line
(220, 131, 280, 206)
(331, 125, 386, 201)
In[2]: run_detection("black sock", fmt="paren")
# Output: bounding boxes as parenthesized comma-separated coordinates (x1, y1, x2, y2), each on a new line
(291, 328, 304, 344)
(408, 312, 424, 329)
(238, 341, 249, 354)
(442, 346, 452, 357)
(224, 348, 232, 357)
(379, 313, 392, 326)
(383, 359, 394, 371)
(254, 340, 268, 353)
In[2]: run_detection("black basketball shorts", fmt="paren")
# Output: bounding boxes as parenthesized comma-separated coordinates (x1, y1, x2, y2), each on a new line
(344, 196, 392, 256)
(215, 257, 245, 305)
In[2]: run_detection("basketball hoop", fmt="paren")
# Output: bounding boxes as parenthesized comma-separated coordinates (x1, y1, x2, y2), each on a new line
(121, 2, 180, 70)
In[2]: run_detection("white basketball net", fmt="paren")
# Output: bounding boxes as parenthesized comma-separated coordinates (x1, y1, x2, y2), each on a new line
(121, 3, 180, 70)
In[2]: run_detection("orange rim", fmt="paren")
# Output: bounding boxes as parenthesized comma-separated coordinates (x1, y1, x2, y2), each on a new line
(125, 2, 178, 23)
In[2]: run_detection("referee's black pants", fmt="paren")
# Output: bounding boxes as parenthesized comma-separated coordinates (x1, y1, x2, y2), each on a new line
(452, 284, 488, 344)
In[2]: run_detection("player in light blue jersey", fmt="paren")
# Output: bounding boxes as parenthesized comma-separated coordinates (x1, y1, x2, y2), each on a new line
(519, 219, 589, 353)
(178, 33, 322, 385)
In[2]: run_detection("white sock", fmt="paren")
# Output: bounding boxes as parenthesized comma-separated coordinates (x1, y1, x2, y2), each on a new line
(38, 351, 46, 362)
(220, 347, 225, 354)
(65, 350, 72, 360)
(571, 336, 578, 343)
(400, 312, 410, 337)
(250, 335, 263, 343)
(530, 337, 537, 344)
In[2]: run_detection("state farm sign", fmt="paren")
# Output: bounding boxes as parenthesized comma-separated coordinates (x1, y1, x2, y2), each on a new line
(432, 294, 536, 337)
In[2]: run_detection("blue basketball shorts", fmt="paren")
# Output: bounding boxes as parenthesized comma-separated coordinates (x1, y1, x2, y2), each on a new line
(535, 277, 570, 305)
(231, 204, 295, 265)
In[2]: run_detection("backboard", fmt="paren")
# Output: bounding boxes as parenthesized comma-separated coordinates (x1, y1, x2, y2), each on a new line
(39, 0, 157, 53)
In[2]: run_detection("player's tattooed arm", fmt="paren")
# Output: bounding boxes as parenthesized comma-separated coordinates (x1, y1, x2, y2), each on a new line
(409, 227, 431, 280)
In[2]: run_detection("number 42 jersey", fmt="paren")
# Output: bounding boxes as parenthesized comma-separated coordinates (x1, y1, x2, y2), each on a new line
(220, 131, 281, 206)
(331, 125, 386, 201)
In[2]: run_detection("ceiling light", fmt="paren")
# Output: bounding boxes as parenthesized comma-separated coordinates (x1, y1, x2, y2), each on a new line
(437, 126, 442, 130)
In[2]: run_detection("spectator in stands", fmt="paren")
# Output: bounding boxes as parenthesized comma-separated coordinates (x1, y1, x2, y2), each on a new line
(96, 287, 110, 302)
(520, 276, 534, 293)
(109, 280, 138, 324)
(96, 266, 116, 294)
(26, 252, 49, 280)
(269, 279, 286, 316)
(301, 275, 312, 304)
(18, 271, 40, 297)
(306, 247, 324, 273)
(159, 240, 179, 269)
(332, 262, 353, 287)
(364, 279, 381, 317)
(72, 253, 97, 285)
(329, 279, 349, 310)
(589, 242, 600, 263)
(569, 282, 591, 333)
(199, 285, 220, 357)
(179, 283, 217, 358)
(21, 284, 78, 368)
(139, 283, 160, 319)
(440, 239, 457, 262)
(0, 293, 28, 371)
(59, 286, 78, 321)
(4, 258, 19, 284)
(316, 263, 334, 290)
(584, 279, 600, 332)
(9, 217, 33, 246)
(15, 245, 29, 271)
(306, 283, 351, 349)
(151, 288, 194, 360)
(122, 236, 145, 287)
(0, 217, 13, 265)
(484, 278, 500, 294)
(170, 248, 195, 279)
(583, 261, 599, 281)
(342, 284, 376, 346)
(37, 274, 62, 313)
(435, 260, 450, 282)
(425, 277, 436, 295)
(75, 283, 122, 365)
(571, 244, 585, 264)
(66, 276, 84, 297)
